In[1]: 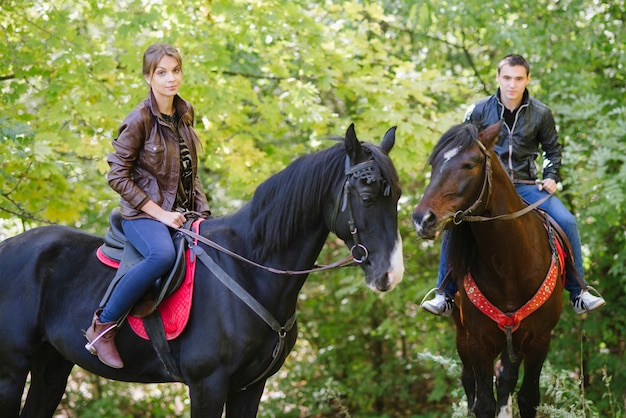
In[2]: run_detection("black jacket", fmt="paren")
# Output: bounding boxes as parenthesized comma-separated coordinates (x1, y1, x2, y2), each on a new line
(463, 88, 562, 183)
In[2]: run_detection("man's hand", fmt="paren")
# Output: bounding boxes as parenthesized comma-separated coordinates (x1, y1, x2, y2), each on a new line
(537, 178, 557, 194)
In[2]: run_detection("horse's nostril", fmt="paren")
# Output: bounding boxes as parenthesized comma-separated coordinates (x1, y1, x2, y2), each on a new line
(376, 274, 392, 292)
(424, 211, 437, 228)
(413, 210, 436, 230)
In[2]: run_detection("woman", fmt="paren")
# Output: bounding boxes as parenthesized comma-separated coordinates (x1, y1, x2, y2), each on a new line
(85, 43, 211, 368)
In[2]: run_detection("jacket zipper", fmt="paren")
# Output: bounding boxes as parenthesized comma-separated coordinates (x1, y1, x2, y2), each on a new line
(498, 98, 529, 181)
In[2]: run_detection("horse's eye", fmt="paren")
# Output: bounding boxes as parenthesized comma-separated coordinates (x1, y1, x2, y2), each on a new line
(360, 193, 375, 206)
(462, 162, 476, 170)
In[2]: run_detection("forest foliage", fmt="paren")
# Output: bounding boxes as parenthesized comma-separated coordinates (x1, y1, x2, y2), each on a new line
(1, 0, 625, 416)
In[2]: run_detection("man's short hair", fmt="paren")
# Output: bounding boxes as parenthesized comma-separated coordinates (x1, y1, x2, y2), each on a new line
(497, 54, 530, 76)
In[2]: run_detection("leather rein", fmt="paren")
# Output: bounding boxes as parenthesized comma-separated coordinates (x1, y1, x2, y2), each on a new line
(453, 140, 550, 225)
(169, 156, 384, 390)
(177, 155, 384, 275)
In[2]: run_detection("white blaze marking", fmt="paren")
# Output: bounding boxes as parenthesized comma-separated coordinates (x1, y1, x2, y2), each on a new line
(387, 232, 404, 289)
(441, 146, 461, 172)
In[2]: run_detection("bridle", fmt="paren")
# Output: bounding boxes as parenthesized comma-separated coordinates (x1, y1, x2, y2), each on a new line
(178, 154, 389, 274)
(453, 140, 550, 224)
(330, 156, 390, 264)
(169, 154, 390, 390)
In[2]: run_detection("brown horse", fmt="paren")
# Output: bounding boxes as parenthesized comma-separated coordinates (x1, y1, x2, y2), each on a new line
(412, 122, 564, 418)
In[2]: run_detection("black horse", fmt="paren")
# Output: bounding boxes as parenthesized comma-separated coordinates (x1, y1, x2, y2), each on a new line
(0, 124, 404, 417)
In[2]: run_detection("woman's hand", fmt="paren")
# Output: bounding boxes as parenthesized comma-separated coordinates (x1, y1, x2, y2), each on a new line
(157, 210, 187, 229)
(140, 200, 186, 228)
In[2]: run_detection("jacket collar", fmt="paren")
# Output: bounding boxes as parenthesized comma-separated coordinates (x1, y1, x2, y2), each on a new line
(495, 87, 530, 111)
(146, 88, 189, 119)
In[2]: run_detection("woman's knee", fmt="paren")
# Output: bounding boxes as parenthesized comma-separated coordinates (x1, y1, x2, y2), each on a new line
(145, 244, 177, 271)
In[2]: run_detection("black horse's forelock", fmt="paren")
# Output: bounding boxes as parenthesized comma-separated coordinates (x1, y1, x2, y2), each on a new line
(249, 140, 400, 261)
(428, 123, 479, 167)
(363, 142, 401, 200)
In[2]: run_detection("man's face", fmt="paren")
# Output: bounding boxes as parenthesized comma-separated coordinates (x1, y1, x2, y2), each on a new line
(496, 64, 530, 105)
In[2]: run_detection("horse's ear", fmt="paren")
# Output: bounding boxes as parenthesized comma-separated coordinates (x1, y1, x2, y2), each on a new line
(478, 121, 502, 149)
(344, 123, 364, 160)
(380, 126, 396, 154)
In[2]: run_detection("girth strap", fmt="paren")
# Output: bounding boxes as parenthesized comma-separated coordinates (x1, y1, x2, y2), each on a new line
(189, 243, 297, 391)
(142, 312, 184, 381)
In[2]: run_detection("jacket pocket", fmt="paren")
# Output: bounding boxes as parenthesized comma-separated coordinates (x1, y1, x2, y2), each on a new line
(143, 143, 165, 167)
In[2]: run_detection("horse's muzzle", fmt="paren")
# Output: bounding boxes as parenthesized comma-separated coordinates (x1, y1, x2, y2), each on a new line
(370, 273, 394, 292)
(412, 209, 440, 239)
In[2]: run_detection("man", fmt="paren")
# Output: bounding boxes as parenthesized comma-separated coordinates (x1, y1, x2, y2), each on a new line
(421, 54, 605, 316)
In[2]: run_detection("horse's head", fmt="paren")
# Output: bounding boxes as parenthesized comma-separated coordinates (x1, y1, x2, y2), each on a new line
(412, 122, 501, 239)
(330, 124, 404, 292)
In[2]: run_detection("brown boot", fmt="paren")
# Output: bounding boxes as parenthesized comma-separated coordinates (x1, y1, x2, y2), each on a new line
(85, 309, 124, 368)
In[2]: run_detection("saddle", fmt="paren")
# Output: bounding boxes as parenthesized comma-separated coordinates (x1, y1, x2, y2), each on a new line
(97, 208, 188, 318)
(536, 208, 586, 289)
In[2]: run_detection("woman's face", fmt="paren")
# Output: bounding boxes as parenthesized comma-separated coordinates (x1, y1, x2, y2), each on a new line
(145, 55, 182, 104)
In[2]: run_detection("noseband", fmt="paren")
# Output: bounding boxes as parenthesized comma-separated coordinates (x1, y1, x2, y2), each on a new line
(330, 156, 389, 263)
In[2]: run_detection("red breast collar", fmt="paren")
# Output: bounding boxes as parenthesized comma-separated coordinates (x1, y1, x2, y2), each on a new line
(463, 239, 565, 333)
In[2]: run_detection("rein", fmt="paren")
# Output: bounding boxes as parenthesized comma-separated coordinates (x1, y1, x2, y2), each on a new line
(170, 156, 385, 390)
(177, 154, 388, 275)
(177, 227, 356, 275)
(453, 140, 551, 224)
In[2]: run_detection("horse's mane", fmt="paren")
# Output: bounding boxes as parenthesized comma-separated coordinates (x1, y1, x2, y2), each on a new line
(249, 139, 400, 261)
(429, 123, 481, 286)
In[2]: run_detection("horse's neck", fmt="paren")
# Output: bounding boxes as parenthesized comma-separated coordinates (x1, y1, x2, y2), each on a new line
(473, 176, 551, 281)
(486, 174, 528, 216)
(229, 214, 330, 317)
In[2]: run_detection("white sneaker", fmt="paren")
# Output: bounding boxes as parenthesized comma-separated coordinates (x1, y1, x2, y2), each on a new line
(571, 287, 606, 314)
(421, 291, 454, 317)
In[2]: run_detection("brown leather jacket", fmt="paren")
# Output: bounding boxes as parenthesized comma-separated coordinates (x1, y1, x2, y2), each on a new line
(107, 90, 211, 219)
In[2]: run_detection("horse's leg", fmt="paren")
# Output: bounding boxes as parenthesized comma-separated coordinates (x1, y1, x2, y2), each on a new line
(0, 357, 29, 418)
(187, 375, 230, 418)
(462, 330, 497, 418)
(456, 328, 478, 413)
(20, 343, 74, 418)
(517, 342, 549, 418)
(495, 352, 521, 418)
(225, 380, 265, 418)
(472, 358, 497, 418)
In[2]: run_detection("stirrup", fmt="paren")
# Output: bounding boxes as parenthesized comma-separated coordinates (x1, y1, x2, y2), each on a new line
(85, 323, 118, 355)
(583, 285, 603, 297)
(419, 287, 442, 306)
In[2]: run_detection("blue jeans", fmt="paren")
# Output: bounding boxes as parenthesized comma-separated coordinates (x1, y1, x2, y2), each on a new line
(436, 184, 586, 301)
(99, 218, 177, 323)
